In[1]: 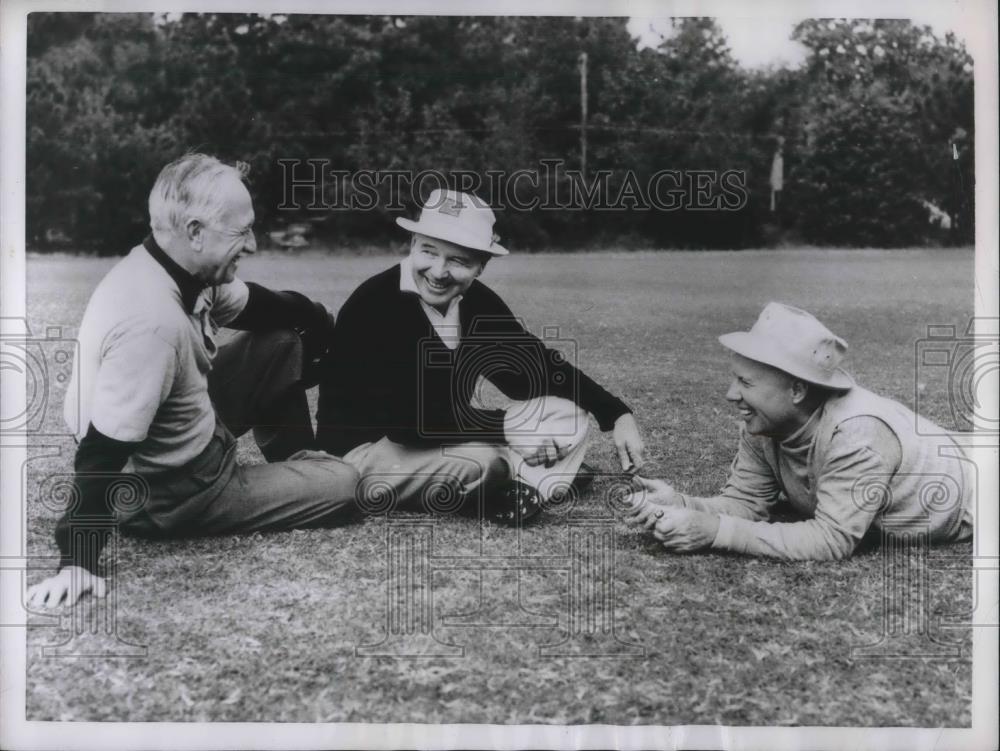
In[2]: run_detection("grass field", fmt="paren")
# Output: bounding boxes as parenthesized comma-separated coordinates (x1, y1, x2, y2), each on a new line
(23, 248, 975, 725)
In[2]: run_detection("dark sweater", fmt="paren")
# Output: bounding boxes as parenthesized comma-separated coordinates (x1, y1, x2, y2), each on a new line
(316, 263, 631, 456)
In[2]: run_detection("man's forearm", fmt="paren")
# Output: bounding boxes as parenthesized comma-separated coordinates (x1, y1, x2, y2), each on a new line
(229, 282, 333, 335)
(55, 425, 138, 574)
(679, 493, 772, 521)
(711, 516, 857, 560)
(572, 371, 631, 431)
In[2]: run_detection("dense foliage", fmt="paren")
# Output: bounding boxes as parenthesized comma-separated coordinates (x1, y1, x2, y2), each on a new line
(26, 14, 974, 253)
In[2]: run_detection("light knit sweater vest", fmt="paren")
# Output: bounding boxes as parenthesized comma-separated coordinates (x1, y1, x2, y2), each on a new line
(809, 386, 974, 542)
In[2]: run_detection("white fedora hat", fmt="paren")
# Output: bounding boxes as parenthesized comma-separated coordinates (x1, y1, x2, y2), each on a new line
(719, 302, 855, 390)
(396, 189, 508, 256)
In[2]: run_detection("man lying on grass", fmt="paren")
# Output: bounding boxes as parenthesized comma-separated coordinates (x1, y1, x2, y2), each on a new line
(625, 302, 974, 560)
(27, 153, 360, 609)
(316, 188, 645, 523)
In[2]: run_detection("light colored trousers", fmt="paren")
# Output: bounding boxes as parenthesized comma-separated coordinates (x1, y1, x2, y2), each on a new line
(343, 397, 591, 514)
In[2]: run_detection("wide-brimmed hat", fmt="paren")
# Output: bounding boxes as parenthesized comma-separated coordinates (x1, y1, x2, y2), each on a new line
(396, 189, 508, 256)
(719, 302, 855, 390)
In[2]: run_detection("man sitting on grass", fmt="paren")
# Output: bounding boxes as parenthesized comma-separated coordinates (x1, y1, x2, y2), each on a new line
(316, 189, 644, 523)
(27, 153, 360, 609)
(625, 302, 974, 560)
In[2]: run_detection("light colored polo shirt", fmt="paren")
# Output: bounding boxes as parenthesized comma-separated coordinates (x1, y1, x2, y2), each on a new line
(399, 256, 462, 350)
(63, 244, 248, 473)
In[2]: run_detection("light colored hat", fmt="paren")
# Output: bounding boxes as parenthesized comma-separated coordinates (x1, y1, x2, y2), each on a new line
(719, 302, 854, 390)
(396, 189, 508, 256)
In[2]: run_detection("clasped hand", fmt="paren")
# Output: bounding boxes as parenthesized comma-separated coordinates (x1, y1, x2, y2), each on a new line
(622, 477, 719, 552)
(509, 436, 570, 467)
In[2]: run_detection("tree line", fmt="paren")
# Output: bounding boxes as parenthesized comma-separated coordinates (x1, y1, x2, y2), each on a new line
(26, 13, 974, 253)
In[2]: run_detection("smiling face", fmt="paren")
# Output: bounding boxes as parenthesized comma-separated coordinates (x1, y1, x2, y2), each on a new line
(725, 353, 811, 438)
(408, 233, 487, 311)
(188, 175, 257, 285)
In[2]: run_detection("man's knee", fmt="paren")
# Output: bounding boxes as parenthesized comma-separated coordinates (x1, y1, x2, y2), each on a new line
(230, 327, 303, 364)
(287, 458, 361, 525)
(409, 445, 507, 515)
(351, 442, 508, 515)
(256, 328, 304, 367)
(568, 406, 590, 448)
(540, 397, 590, 449)
(395, 444, 508, 510)
(311, 458, 361, 499)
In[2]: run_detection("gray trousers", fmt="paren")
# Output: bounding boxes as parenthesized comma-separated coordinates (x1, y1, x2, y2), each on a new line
(120, 330, 360, 538)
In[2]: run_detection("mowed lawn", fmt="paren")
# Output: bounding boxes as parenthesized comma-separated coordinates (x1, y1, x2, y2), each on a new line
(24, 248, 975, 725)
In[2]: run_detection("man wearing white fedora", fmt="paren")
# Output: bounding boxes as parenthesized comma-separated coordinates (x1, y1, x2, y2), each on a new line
(316, 189, 644, 522)
(625, 302, 974, 560)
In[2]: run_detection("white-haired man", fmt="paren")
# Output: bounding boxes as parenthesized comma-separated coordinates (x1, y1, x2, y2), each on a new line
(625, 302, 974, 560)
(317, 189, 644, 522)
(27, 153, 360, 609)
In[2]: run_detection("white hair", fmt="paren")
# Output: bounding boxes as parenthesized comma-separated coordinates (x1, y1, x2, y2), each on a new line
(148, 153, 249, 235)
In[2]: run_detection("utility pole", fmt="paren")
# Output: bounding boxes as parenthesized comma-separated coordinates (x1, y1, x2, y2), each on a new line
(578, 51, 588, 178)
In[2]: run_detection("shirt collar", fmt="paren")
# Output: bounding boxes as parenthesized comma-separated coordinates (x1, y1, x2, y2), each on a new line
(143, 234, 206, 314)
(780, 405, 823, 452)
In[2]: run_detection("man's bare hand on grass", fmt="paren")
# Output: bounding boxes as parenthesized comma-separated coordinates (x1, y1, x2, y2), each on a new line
(26, 567, 107, 610)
